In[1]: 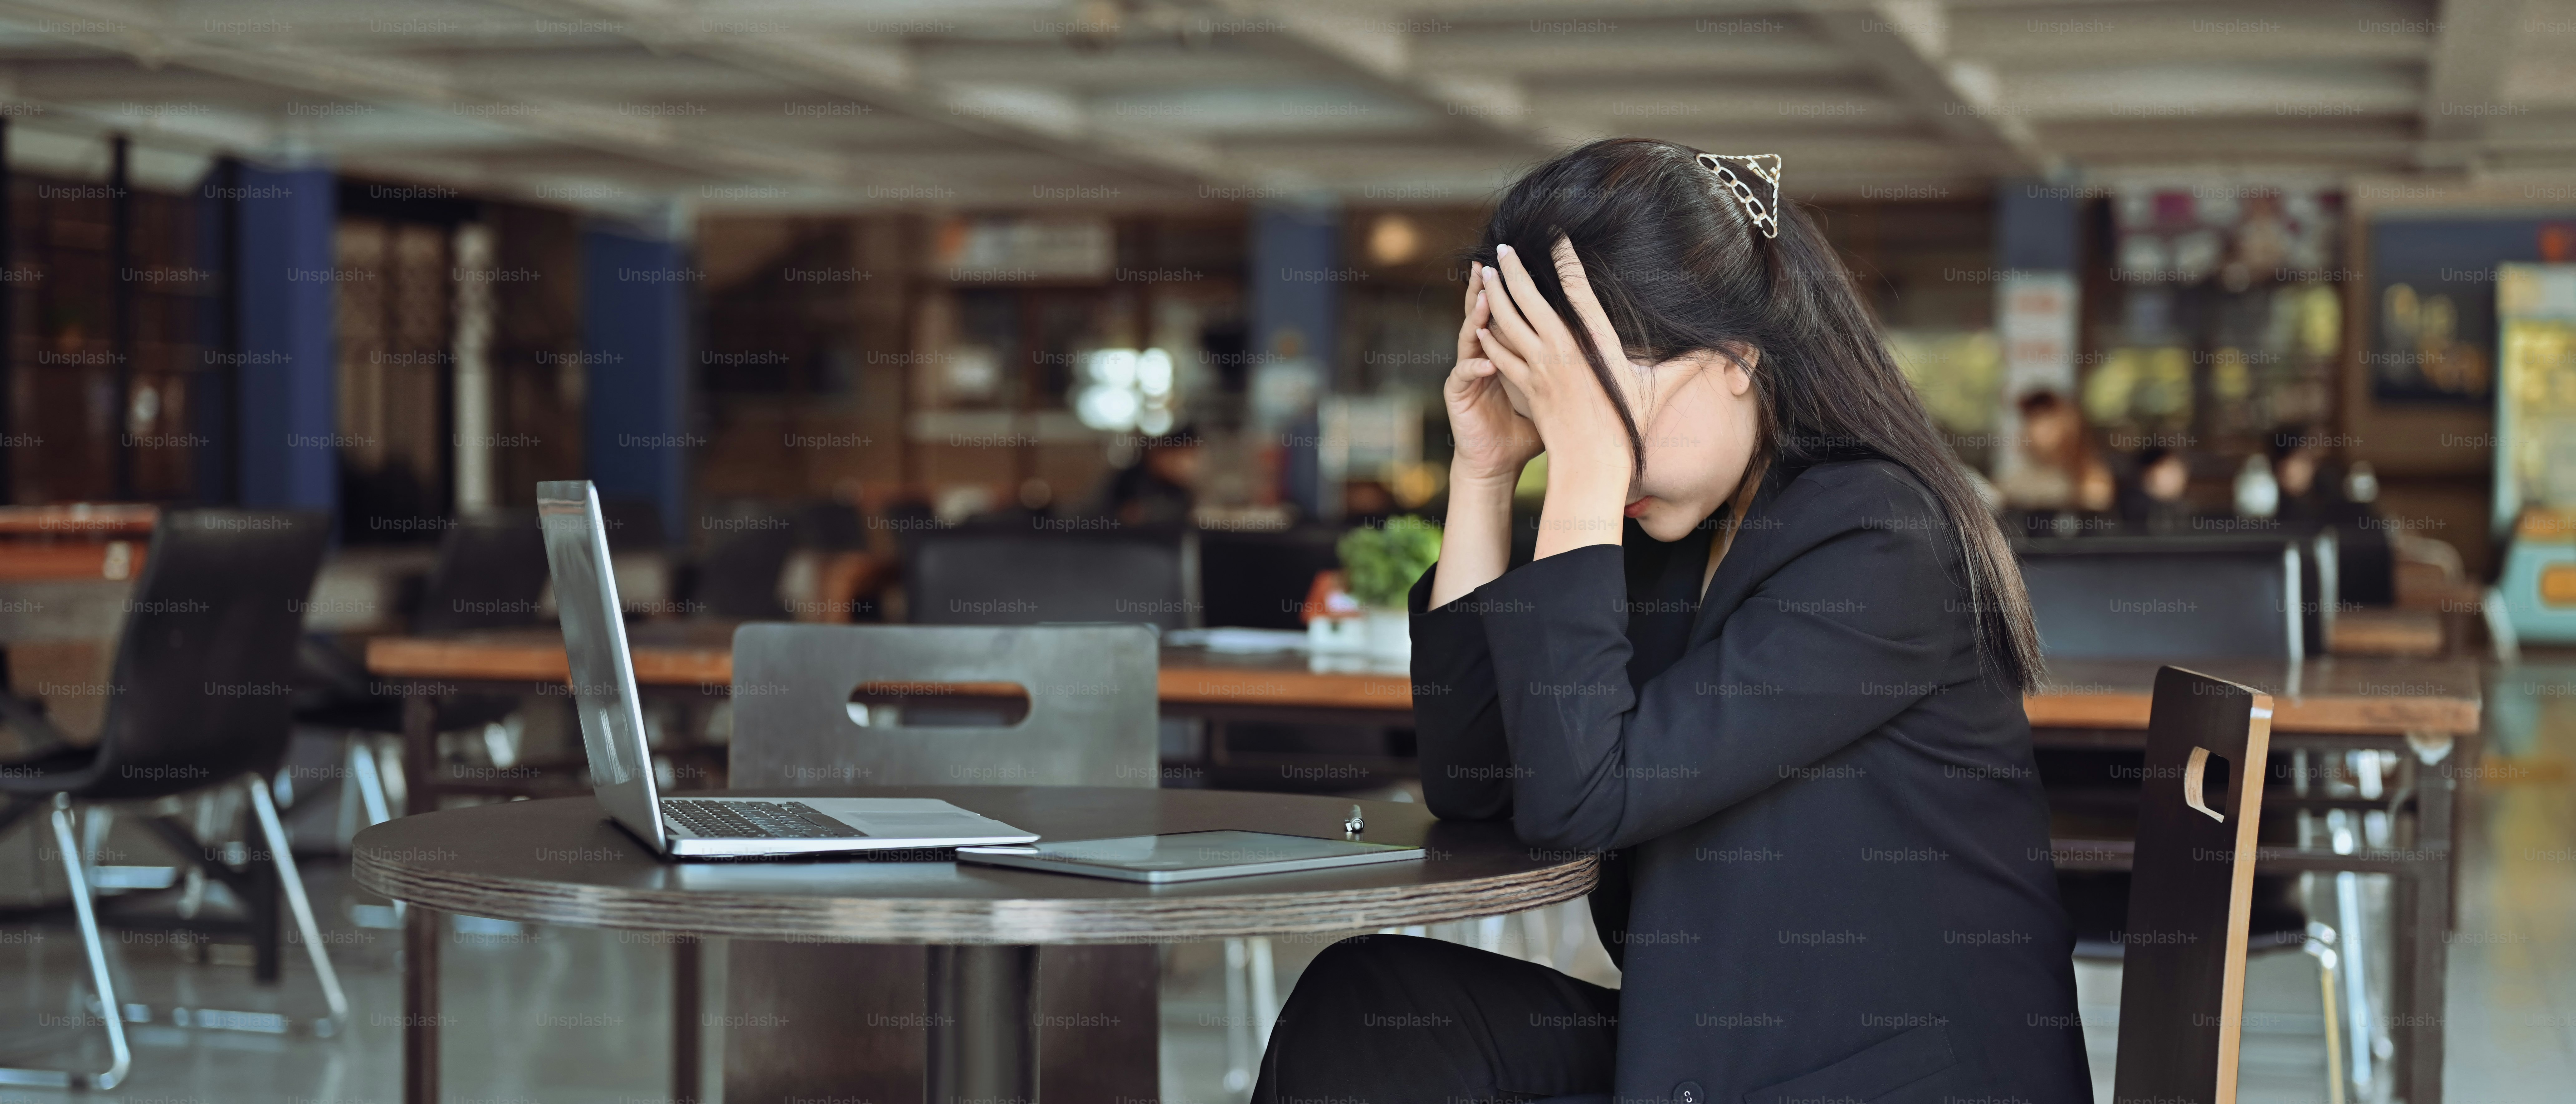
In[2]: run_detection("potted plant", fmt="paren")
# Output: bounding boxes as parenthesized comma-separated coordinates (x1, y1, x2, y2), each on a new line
(1319, 516, 1442, 659)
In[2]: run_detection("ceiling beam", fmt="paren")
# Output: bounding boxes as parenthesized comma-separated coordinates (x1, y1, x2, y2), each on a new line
(1225, 0, 1554, 153)
(2418, 0, 2527, 168)
(1803, 0, 2050, 178)
(0, 0, 903, 200)
(492, 0, 1244, 191)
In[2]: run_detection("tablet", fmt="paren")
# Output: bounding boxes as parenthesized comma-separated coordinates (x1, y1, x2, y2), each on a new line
(955, 830, 1424, 883)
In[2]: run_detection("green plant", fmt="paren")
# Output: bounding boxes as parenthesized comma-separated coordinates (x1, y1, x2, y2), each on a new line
(1337, 516, 1442, 608)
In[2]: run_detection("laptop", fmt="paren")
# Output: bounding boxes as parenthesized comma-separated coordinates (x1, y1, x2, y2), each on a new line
(535, 480, 1040, 859)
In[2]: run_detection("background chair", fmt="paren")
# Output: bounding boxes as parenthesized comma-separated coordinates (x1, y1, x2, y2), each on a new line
(295, 510, 550, 828)
(1197, 525, 1343, 630)
(2017, 536, 2309, 660)
(2023, 538, 2357, 1094)
(687, 501, 797, 620)
(720, 623, 1159, 1104)
(2112, 667, 2275, 1104)
(0, 509, 340, 1090)
(905, 529, 1190, 630)
(727, 623, 1156, 789)
(413, 509, 550, 635)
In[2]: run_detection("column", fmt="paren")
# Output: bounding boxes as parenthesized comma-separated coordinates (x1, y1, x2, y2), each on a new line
(1249, 202, 1339, 517)
(451, 223, 495, 514)
(581, 219, 691, 544)
(234, 163, 337, 511)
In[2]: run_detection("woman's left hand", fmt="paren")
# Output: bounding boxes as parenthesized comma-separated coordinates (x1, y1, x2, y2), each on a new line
(1478, 238, 1638, 553)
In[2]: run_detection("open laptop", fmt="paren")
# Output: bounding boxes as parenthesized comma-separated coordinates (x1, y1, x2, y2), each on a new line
(535, 480, 1039, 859)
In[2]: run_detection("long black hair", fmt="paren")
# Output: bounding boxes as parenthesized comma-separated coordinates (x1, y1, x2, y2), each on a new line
(1476, 137, 2042, 691)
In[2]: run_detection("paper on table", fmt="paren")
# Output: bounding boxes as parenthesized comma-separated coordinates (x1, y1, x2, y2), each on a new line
(1165, 627, 1311, 653)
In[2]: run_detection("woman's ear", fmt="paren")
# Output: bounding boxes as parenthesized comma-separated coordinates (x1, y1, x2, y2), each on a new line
(1720, 343, 1760, 397)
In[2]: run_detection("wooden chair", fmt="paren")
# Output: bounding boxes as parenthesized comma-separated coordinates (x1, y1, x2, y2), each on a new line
(2113, 667, 2274, 1104)
(718, 623, 1161, 1104)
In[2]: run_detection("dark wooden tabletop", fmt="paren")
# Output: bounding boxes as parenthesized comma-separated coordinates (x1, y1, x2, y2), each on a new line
(351, 786, 1597, 944)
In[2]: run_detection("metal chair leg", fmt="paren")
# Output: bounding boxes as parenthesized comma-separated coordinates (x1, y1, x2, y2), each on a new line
(1247, 936, 1278, 1050)
(248, 773, 350, 1036)
(246, 772, 350, 1034)
(351, 737, 395, 825)
(1221, 937, 1254, 1094)
(2307, 926, 2347, 1104)
(0, 795, 134, 1090)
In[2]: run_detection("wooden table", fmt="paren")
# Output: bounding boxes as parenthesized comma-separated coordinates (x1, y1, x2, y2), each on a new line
(0, 503, 157, 538)
(2325, 607, 2448, 658)
(365, 629, 2477, 736)
(353, 786, 1594, 1104)
(365, 628, 1417, 716)
(0, 506, 155, 589)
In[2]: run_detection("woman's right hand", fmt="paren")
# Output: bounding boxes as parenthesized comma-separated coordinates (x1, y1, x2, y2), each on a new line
(1444, 274, 1543, 488)
(1429, 273, 1539, 609)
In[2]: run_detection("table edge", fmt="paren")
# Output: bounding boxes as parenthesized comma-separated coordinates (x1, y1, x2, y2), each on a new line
(352, 847, 1599, 945)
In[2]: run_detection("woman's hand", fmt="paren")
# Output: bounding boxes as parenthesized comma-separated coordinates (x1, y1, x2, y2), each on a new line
(1429, 272, 1541, 608)
(1476, 240, 1636, 477)
(1442, 274, 1542, 489)
(1478, 239, 1636, 558)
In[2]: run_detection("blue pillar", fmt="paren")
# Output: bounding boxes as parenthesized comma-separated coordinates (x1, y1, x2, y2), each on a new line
(1996, 181, 2080, 273)
(234, 164, 337, 511)
(1250, 203, 1339, 516)
(582, 221, 690, 543)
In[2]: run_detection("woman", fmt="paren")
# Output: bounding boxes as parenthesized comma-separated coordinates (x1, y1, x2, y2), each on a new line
(1254, 139, 2091, 1104)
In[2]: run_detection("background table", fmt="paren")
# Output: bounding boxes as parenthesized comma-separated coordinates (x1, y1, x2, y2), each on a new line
(364, 630, 2478, 734)
(354, 786, 1594, 1104)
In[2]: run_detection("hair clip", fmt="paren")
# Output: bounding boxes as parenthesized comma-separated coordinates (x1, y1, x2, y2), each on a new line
(1696, 153, 1782, 239)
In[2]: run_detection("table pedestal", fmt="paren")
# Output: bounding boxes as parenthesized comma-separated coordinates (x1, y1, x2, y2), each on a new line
(926, 944, 1039, 1104)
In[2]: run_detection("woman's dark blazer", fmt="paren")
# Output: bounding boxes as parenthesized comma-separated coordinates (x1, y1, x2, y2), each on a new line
(1410, 458, 2092, 1104)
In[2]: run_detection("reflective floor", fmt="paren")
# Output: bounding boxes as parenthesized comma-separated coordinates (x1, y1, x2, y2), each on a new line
(1, 663, 2569, 1103)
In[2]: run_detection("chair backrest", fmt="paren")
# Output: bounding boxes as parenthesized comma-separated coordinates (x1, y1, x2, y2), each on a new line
(598, 497, 665, 550)
(694, 503, 797, 619)
(1198, 525, 1342, 630)
(2017, 538, 2304, 659)
(414, 509, 549, 635)
(905, 531, 1188, 630)
(2113, 666, 2273, 1104)
(727, 623, 1157, 789)
(798, 500, 868, 551)
(93, 509, 332, 796)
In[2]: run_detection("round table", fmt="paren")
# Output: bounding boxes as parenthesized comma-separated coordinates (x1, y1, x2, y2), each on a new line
(353, 786, 1596, 1104)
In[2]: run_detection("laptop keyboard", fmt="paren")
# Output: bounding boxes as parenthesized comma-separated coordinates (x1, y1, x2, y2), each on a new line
(661, 799, 865, 839)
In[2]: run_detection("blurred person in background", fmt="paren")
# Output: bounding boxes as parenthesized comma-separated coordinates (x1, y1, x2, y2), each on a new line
(1255, 138, 2088, 1104)
(1094, 427, 1203, 527)
(1341, 479, 1398, 525)
(1994, 390, 2114, 520)
(2272, 428, 2395, 605)
(2118, 445, 2196, 536)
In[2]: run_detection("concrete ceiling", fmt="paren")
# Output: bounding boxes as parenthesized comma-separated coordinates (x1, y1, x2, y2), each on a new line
(0, 0, 2563, 215)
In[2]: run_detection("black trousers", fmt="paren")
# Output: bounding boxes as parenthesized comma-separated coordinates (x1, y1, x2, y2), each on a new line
(1252, 934, 1620, 1104)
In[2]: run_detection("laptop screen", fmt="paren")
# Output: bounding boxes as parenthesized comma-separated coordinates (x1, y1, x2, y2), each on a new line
(536, 480, 664, 850)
